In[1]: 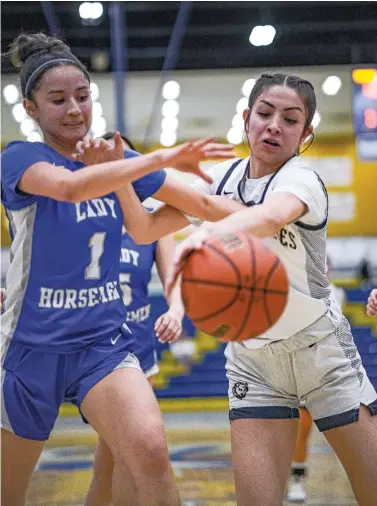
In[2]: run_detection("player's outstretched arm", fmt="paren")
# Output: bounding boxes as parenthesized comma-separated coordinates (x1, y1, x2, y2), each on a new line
(366, 289, 377, 317)
(165, 191, 307, 294)
(17, 137, 235, 203)
(117, 179, 245, 244)
(154, 235, 185, 344)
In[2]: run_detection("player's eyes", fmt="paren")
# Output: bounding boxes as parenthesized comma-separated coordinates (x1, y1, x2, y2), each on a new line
(53, 99, 64, 105)
(258, 112, 270, 118)
(285, 118, 297, 125)
(79, 94, 89, 101)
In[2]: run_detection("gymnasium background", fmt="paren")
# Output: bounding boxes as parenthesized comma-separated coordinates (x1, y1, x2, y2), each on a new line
(1, 2, 377, 504)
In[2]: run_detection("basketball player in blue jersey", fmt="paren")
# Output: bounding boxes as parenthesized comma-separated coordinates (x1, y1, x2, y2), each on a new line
(0, 32, 239, 506)
(106, 74, 377, 506)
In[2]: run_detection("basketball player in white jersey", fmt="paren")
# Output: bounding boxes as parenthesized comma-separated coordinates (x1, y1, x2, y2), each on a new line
(116, 73, 377, 506)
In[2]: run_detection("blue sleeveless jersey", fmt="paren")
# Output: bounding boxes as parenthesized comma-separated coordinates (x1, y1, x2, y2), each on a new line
(119, 231, 157, 349)
(0, 141, 166, 352)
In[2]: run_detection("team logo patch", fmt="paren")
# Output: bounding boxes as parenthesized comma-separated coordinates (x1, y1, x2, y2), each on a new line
(232, 381, 248, 400)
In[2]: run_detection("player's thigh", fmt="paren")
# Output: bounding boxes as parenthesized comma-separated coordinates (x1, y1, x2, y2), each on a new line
(80, 368, 169, 466)
(323, 404, 377, 506)
(231, 418, 299, 506)
(1, 428, 45, 506)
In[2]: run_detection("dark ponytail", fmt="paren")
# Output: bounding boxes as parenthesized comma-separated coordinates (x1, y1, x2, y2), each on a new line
(7, 32, 90, 99)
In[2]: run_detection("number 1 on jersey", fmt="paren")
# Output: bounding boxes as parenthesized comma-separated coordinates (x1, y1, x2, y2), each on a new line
(85, 232, 106, 280)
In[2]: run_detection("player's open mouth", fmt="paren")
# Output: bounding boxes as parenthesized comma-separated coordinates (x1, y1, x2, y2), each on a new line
(263, 139, 280, 147)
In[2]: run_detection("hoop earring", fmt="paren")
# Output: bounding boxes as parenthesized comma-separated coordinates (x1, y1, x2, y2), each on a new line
(298, 132, 315, 155)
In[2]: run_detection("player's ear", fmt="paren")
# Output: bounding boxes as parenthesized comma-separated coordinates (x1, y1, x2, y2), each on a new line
(243, 109, 251, 134)
(23, 98, 38, 121)
(301, 124, 313, 146)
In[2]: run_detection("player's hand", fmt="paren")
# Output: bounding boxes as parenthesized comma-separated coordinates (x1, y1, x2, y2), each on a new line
(165, 227, 212, 297)
(154, 309, 183, 343)
(157, 137, 236, 184)
(72, 132, 124, 164)
(366, 288, 377, 317)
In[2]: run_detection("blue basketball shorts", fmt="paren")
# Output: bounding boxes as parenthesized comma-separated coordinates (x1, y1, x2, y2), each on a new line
(132, 331, 159, 379)
(1, 324, 140, 441)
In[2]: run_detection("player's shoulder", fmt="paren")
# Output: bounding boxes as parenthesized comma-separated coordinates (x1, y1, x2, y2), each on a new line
(275, 156, 324, 188)
(208, 157, 247, 185)
(1, 141, 56, 163)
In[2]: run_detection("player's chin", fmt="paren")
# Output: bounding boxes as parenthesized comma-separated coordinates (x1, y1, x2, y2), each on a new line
(62, 124, 89, 142)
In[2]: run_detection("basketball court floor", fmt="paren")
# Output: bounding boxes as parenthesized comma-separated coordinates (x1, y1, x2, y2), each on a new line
(26, 411, 357, 506)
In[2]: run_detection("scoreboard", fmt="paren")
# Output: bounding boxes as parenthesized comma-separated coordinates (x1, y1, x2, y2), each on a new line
(352, 67, 377, 161)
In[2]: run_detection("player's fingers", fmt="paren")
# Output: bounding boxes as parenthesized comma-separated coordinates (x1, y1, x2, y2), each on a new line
(167, 323, 183, 343)
(204, 142, 234, 152)
(155, 315, 169, 336)
(366, 301, 377, 315)
(366, 306, 377, 317)
(159, 319, 180, 342)
(370, 290, 377, 304)
(192, 136, 216, 149)
(203, 149, 237, 159)
(114, 131, 124, 151)
(93, 137, 102, 149)
(83, 136, 91, 150)
(75, 140, 84, 154)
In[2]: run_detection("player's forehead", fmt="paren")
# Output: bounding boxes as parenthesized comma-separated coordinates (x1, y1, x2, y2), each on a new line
(38, 65, 89, 94)
(255, 85, 305, 112)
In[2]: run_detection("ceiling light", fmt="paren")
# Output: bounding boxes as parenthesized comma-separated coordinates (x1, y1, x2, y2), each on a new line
(249, 25, 276, 47)
(232, 114, 244, 130)
(242, 79, 256, 97)
(227, 127, 243, 145)
(322, 76, 342, 96)
(161, 117, 179, 132)
(3, 84, 19, 104)
(92, 101, 103, 118)
(312, 111, 321, 129)
(90, 82, 99, 101)
(27, 132, 42, 143)
(12, 103, 27, 123)
(162, 100, 180, 117)
(20, 118, 36, 136)
(236, 97, 248, 115)
(162, 81, 180, 100)
(160, 131, 177, 147)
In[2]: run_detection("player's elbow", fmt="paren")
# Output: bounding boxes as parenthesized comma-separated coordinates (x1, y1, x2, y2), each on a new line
(126, 226, 156, 245)
(50, 177, 81, 203)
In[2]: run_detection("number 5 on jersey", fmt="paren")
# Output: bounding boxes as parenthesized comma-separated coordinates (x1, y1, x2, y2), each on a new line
(119, 273, 132, 305)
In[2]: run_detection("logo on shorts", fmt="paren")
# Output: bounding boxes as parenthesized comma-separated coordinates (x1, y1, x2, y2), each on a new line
(232, 381, 248, 400)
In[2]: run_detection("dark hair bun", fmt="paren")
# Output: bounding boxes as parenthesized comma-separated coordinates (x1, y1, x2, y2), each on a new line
(9, 32, 71, 68)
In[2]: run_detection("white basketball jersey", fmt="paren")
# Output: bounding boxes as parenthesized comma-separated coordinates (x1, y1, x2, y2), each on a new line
(190, 156, 343, 349)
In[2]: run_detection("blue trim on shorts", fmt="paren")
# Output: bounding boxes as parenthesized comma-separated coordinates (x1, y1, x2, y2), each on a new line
(315, 399, 377, 432)
(229, 406, 300, 422)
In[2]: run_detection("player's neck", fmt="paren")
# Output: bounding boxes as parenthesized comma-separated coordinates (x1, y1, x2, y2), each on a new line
(44, 135, 79, 161)
(248, 155, 281, 179)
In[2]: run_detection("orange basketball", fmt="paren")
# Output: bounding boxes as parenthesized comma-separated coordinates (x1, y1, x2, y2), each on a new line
(181, 231, 289, 342)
